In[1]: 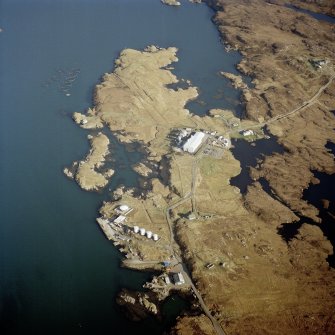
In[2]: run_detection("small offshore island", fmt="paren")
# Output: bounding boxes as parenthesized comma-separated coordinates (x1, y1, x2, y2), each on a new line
(65, 1, 335, 334)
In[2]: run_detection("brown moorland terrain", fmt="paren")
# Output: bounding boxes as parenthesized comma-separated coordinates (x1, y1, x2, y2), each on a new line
(171, 0, 335, 334)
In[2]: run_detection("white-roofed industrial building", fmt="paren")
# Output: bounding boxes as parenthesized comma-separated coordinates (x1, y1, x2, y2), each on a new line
(113, 215, 126, 224)
(119, 205, 129, 212)
(182, 132, 206, 154)
(115, 204, 133, 215)
(173, 272, 185, 285)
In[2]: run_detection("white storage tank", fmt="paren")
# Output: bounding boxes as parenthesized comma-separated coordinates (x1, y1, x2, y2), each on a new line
(146, 231, 153, 239)
(139, 228, 146, 236)
(133, 226, 139, 234)
(153, 234, 159, 241)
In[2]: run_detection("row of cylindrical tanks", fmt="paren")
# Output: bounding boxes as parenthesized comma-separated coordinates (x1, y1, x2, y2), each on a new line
(133, 226, 159, 241)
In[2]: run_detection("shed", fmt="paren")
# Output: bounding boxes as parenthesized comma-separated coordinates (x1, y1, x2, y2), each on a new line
(113, 215, 126, 224)
(187, 212, 197, 221)
(242, 130, 254, 136)
(173, 272, 185, 285)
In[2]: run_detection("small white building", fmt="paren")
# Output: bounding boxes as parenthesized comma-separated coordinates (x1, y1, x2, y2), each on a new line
(113, 215, 126, 225)
(183, 132, 206, 154)
(180, 129, 188, 138)
(173, 272, 185, 285)
(117, 204, 132, 215)
(119, 205, 129, 212)
(187, 213, 197, 221)
(242, 130, 254, 136)
(223, 138, 230, 147)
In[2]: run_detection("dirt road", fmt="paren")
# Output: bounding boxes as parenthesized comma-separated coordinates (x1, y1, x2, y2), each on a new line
(165, 154, 227, 335)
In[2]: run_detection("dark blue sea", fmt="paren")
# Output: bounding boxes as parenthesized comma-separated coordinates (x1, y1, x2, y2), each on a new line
(0, 0, 243, 334)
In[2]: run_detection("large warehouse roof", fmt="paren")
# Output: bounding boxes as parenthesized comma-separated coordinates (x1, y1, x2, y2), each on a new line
(183, 132, 206, 154)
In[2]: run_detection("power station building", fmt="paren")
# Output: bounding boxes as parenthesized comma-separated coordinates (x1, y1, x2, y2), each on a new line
(182, 132, 206, 154)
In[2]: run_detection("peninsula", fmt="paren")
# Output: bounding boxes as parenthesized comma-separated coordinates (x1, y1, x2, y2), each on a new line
(65, 1, 335, 334)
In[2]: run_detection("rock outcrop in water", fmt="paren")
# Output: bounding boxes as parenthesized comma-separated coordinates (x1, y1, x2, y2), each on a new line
(116, 289, 159, 321)
(65, 133, 114, 191)
(220, 71, 247, 90)
(161, 0, 181, 6)
(73, 108, 103, 129)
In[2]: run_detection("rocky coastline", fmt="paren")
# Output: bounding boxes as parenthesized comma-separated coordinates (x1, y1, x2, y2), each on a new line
(64, 132, 114, 191)
(64, 1, 335, 334)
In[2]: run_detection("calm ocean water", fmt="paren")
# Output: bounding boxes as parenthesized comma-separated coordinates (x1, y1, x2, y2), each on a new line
(0, 0, 242, 334)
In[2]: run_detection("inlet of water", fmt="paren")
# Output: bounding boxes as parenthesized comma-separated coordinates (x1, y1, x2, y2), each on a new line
(230, 135, 285, 194)
(285, 4, 335, 24)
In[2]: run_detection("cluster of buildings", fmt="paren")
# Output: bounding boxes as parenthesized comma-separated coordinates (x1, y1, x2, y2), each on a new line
(310, 59, 327, 69)
(111, 204, 133, 226)
(111, 204, 160, 241)
(96, 205, 134, 243)
(96, 203, 163, 260)
(170, 128, 206, 154)
(103, 203, 187, 287)
(171, 128, 231, 155)
(210, 135, 231, 148)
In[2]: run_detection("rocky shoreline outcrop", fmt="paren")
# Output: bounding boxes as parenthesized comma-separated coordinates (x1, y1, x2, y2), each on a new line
(73, 107, 103, 129)
(116, 289, 159, 321)
(64, 133, 114, 191)
(161, 0, 181, 6)
(220, 71, 247, 90)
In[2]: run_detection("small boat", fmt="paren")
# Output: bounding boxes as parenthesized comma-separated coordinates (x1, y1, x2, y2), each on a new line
(65, 93, 71, 97)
